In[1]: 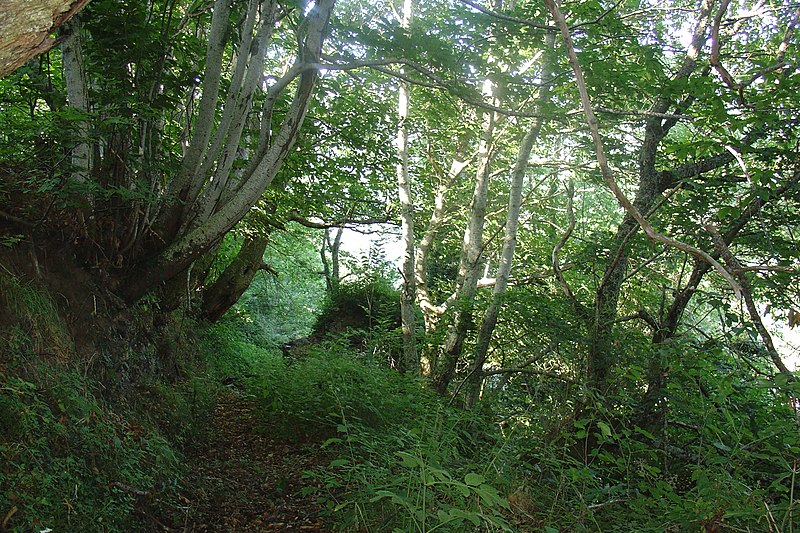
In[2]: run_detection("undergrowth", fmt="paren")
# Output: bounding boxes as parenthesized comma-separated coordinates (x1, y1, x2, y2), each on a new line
(214, 309, 800, 532)
(0, 357, 183, 531)
(221, 324, 516, 532)
(0, 273, 220, 531)
(3, 268, 796, 532)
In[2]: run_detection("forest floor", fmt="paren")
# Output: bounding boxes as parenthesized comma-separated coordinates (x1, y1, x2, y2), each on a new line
(174, 387, 333, 531)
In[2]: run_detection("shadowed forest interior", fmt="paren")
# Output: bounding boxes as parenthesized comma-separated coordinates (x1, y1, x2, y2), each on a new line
(0, 0, 799, 530)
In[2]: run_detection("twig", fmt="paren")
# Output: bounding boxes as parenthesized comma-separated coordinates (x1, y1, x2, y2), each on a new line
(481, 367, 577, 383)
(704, 223, 793, 376)
(110, 481, 149, 497)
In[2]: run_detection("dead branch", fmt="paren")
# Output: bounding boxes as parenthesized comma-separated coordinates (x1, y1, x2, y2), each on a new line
(552, 180, 590, 320)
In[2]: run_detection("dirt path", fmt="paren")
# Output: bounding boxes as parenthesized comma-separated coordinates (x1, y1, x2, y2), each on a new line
(177, 388, 333, 531)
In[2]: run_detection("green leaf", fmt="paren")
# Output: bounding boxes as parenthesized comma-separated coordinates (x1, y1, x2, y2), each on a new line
(712, 441, 732, 452)
(370, 489, 408, 506)
(597, 421, 612, 438)
(455, 483, 471, 497)
(474, 484, 507, 508)
(396, 451, 421, 468)
(322, 437, 342, 448)
(464, 472, 485, 486)
(450, 508, 481, 526)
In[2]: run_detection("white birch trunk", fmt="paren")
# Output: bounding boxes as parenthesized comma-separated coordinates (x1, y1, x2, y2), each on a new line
(61, 15, 91, 185)
(466, 31, 556, 406)
(396, 0, 419, 373)
(432, 82, 497, 394)
(188, 0, 278, 230)
(414, 135, 471, 333)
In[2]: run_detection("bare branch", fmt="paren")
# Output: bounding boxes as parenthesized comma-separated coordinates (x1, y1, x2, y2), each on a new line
(552, 180, 590, 320)
(612, 309, 659, 330)
(595, 107, 694, 121)
(458, 0, 556, 31)
(709, 0, 740, 94)
(732, 265, 799, 274)
(286, 210, 391, 229)
(319, 55, 550, 118)
(483, 367, 576, 383)
(0, 210, 34, 228)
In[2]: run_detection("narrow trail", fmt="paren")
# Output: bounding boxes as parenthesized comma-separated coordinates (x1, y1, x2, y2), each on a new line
(178, 388, 333, 531)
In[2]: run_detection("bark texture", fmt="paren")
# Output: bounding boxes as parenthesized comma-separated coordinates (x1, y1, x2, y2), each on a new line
(60, 16, 91, 185)
(396, 0, 419, 374)
(0, 0, 89, 78)
(545, 0, 715, 393)
(466, 31, 556, 407)
(201, 236, 270, 322)
(119, 0, 335, 303)
(431, 99, 496, 395)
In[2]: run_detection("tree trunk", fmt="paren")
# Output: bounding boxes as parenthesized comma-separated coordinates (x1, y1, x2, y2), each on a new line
(395, 0, 419, 374)
(321, 227, 343, 292)
(431, 90, 496, 395)
(200, 235, 269, 322)
(0, 0, 88, 78)
(120, 0, 334, 305)
(634, 178, 800, 429)
(573, 0, 714, 394)
(60, 15, 91, 186)
(465, 31, 556, 407)
(414, 134, 471, 334)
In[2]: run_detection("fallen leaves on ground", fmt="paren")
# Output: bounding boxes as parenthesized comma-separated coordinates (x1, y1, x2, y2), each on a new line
(175, 389, 333, 532)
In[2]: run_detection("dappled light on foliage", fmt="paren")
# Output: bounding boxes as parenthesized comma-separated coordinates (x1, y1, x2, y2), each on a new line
(1, 0, 800, 529)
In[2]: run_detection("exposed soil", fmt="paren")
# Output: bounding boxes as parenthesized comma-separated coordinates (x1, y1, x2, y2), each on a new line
(176, 388, 333, 532)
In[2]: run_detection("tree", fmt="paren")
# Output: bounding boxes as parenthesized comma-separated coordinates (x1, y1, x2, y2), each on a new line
(0, 0, 344, 318)
(395, 0, 419, 374)
(465, 29, 557, 406)
(542, 0, 800, 405)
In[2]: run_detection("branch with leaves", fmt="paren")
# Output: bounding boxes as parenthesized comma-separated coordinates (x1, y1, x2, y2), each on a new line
(544, 0, 742, 298)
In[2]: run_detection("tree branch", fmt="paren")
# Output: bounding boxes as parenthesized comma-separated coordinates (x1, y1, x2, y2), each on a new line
(552, 180, 590, 320)
(704, 223, 793, 375)
(319, 54, 552, 118)
(544, 0, 742, 298)
(286, 210, 391, 229)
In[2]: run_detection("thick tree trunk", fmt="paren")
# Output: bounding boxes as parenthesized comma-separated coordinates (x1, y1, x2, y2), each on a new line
(0, 0, 88, 78)
(120, 0, 334, 304)
(573, 0, 714, 394)
(200, 236, 269, 322)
